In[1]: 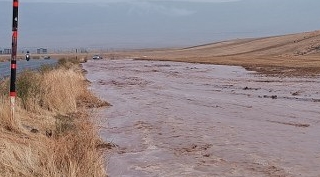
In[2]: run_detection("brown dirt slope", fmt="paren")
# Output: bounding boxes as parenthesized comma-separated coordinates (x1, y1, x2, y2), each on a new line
(119, 30, 320, 76)
(181, 30, 320, 57)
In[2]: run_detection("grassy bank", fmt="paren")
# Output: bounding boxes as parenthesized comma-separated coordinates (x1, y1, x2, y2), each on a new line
(0, 58, 109, 176)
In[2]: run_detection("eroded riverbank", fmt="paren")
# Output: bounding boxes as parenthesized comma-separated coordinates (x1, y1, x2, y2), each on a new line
(84, 59, 320, 177)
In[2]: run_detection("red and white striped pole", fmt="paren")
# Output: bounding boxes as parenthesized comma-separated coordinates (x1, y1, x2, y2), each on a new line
(10, 0, 19, 120)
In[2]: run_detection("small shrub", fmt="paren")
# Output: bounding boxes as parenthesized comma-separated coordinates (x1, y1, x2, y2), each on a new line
(37, 64, 56, 74)
(58, 57, 81, 69)
(55, 114, 75, 135)
(16, 70, 41, 110)
(0, 80, 9, 96)
(58, 58, 68, 66)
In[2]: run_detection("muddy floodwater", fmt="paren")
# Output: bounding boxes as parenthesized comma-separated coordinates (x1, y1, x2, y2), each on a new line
(83, 59, 320, 177)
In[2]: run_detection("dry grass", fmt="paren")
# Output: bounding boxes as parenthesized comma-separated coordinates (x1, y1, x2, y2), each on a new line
(0, 59, 108, 177)
(111, 30, 320, 76)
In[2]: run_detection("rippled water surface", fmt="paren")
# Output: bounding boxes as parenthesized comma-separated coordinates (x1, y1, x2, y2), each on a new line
(84, 59, 320, 177)
(0, 59, 57, 78)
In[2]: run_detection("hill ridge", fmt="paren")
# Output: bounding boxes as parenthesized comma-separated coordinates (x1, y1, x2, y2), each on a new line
(177, 30, 320, 57)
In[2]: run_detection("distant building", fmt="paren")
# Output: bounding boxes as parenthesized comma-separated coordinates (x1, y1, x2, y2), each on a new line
(3, 49, 12, 54)
(37, 48, 47, 54)
(0, 50, 2, 55)
(75, 48, 88, 54)
(80, 48, 88, 53)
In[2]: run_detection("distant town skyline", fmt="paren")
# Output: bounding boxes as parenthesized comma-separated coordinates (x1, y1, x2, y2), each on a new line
(0, 0, 320, 50)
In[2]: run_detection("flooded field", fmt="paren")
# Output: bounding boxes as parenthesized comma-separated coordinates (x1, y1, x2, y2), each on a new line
(0, 59, 57, 79)
(84, 59, 320, 177)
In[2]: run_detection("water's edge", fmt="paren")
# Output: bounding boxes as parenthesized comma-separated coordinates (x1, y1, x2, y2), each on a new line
(84, 59, 320, 177)
(0, 59, 57, 79)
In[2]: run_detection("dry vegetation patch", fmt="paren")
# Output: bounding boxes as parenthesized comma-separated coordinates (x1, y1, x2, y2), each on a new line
(0, 58, 109, 177)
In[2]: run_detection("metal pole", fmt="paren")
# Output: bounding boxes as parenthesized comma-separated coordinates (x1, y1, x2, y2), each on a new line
(10, 0, 19, 121)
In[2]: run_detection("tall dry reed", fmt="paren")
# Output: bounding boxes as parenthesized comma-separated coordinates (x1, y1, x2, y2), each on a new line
(0, 59, 107, 177)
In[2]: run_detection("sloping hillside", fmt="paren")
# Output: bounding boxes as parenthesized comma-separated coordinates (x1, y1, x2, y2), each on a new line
(133, 30, 320, 58)
(180, 30, 320, 57)
(120, 30, 320, 76)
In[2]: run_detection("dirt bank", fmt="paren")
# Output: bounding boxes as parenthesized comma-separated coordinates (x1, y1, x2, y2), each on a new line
(107, 30, 320, 76)
(84, 59, 320, 177)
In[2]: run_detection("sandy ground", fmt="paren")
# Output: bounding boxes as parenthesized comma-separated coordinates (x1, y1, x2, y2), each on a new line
(84, 59, 320, 177)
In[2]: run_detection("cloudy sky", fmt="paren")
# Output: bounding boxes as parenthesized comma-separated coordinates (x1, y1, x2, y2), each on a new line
(2, 0, 240, 2)
(0, 0, 320, 50)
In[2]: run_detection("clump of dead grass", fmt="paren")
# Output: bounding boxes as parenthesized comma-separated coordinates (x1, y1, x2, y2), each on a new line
(0, 58, 108, 177)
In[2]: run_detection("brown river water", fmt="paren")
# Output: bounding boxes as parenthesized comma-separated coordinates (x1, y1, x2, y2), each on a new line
(83, 59, 320, 177)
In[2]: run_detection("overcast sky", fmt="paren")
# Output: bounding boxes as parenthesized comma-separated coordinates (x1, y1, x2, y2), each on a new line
(0, 0, 320, 50)
(1, 0, 240, 2)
